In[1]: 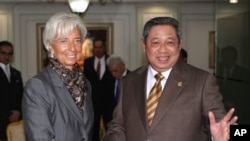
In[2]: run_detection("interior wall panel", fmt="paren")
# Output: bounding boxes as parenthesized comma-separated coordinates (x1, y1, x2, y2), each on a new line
(181, 14, 215, 73)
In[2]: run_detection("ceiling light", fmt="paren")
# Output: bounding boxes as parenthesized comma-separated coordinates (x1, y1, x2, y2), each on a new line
(229, 0, 238, 4)
(68, 0, 90, 13)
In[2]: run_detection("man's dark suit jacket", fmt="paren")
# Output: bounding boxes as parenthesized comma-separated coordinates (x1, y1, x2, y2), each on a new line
(83, 55, 116, 127)
(104, 60, 226, 141)
(114, 69, 131, 104)
(0, 66, 23, 140)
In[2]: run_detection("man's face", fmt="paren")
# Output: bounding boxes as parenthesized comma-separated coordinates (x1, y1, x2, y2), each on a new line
(0, 45, 13, 65)
(108, 64, 125, 79)
(141, 25, 181, 72)
(93, 40, 106, 58)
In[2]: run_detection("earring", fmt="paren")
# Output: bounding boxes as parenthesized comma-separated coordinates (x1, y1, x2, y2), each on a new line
(49, 52, 54, 58)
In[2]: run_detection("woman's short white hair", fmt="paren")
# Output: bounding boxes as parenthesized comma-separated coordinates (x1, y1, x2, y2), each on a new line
(43, 12, 87, 58)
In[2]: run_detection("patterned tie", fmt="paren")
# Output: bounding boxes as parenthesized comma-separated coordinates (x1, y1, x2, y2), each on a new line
(115, 79, 120, 103)
(96, 60, 101, 79)
(147, 73, 164, 127)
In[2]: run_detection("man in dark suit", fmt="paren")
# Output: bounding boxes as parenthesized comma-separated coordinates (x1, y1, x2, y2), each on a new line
(84, 39, 115, 141)
(0, 41, 23, 141)
(106, 54, 131, 104)
(104, 17, 237, 141)
(216, 45, 250, 124)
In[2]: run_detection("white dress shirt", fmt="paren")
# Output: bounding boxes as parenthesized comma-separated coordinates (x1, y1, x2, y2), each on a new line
(146, 65, 172, 99)
(0, 62, 10, 81)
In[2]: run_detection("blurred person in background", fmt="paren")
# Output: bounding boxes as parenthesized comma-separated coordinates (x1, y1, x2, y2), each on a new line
(106, 54, 131, 104)
(179, 48, 188, 63)
(84, 38, 115, 141)
(216, 45, 250, 124)
(0, 40, 23, 141)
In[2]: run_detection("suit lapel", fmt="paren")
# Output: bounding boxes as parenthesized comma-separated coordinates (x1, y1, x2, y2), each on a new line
(47, 67, 84, 123)
(90, 57, 95, 70)
(0, 67, 9, 83)
(134, 66, 148, 130)
(10, 67, 19, 83)
(149, 61, 187, 131)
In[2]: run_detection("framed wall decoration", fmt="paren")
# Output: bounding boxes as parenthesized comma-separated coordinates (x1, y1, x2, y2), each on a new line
(78, 23, 113, 69)
(36, 23, 47, 73)
(209, 31, 215, 68)
(85, 23, 113, 55)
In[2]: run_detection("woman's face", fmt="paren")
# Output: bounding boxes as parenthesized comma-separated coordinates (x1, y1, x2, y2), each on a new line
(50, 27, 83, 70)
(141, 25, 181, 72)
